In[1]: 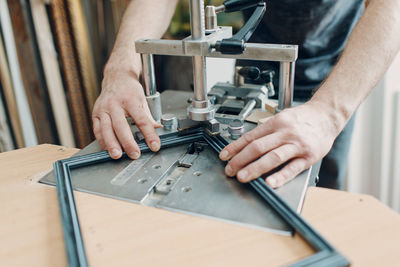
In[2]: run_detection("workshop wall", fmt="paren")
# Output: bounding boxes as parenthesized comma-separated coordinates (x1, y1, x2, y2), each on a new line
(347, 52, 400, 213)
(0, 0, 129, 150)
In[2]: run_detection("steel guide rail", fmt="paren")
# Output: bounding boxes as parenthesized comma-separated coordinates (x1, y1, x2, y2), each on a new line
(54, 128, 350, 267)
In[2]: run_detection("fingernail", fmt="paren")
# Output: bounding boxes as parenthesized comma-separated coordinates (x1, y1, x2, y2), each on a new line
(130, 152, 140, 159)
(220, 150, 229, 160)
(267, 177, 277, 187)
(225, 165, 234, 176)
(111, 148, 120, 158)
(150, 141, 160, 151)
(237, 170, 248, 181)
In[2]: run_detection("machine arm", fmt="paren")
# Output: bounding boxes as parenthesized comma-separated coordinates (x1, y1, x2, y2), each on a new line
(216, 0, 264, 13)
(215, 2, 266, 54)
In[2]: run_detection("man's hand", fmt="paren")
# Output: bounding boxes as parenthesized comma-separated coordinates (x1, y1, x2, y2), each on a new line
(219, 102, 340, 188)
(92, 69, 161, 160)
(91, 0, 178, 160)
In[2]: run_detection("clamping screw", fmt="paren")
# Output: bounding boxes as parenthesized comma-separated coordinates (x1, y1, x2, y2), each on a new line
(228, 119, 245, 140)
(161, 114, 176, 131)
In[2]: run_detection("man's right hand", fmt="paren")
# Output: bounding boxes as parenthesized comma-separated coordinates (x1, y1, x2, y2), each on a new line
(92, 69, 161, 160)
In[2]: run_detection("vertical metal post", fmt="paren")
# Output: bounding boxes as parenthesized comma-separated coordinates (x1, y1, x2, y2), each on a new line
(141, 54, 157, 96)
(190, 0, 207, 102)
(278, 61, 295, 110)
(189, 0, 205, 39)
(187, 0, 215, 121)
(141, 53, 162, 122)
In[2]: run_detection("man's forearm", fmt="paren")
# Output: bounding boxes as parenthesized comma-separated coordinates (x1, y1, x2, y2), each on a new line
(93, 0, 178, 160)
(311, 0, 400, 134)
(104, 0, 178, 79)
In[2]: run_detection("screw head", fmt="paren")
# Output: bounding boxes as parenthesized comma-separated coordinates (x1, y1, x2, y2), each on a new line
(228, 119, 244, 140)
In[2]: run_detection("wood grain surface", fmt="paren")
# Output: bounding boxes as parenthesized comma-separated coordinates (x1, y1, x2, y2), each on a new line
(66, 0, 99, 113)
(0, 145, 399, 266)
(7, 0, 57, 144)
(50, 0, 93, 148)
(0, 86, 14, 151)
(0, 31, 24, 148)
(29, 0, 76, 148)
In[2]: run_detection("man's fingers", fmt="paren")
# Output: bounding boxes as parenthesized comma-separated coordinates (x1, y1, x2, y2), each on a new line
(236, 144, 299, 183)
(110, 108, 140, 159)
(92, 117, 105, 149)
(100, 113, 122, 159)
(265, 158, 308, 188)
(126, 103, 160, 152)
(219, 121, 274, 161)
(224, 132, 284, 176)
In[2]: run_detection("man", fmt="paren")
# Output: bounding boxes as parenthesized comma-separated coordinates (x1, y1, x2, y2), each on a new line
(92, 0, 400, 189)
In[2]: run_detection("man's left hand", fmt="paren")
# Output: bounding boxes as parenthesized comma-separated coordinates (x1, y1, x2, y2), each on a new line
(219, 102, 340, 188)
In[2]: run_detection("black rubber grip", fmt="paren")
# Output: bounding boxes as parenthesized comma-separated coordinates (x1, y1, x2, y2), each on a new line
(223, 0, 263, 13)
(238, 66, 260, 80)
(260, 70, 275, 83)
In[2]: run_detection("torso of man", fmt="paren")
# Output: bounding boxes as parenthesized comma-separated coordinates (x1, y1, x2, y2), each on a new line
(241, 0, 365, 100)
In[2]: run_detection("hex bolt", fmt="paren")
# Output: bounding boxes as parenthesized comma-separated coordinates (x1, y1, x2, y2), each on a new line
(228, 119, 244, 140)
(207, 118, 220, 133)
(161, 113, 176, 131)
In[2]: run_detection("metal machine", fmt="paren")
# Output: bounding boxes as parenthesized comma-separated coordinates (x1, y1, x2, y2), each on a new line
(41, 0, 318, 235)
(43, 2, 350, 266)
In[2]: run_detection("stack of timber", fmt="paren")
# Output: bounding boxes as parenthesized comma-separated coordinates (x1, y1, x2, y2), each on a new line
(0, 0, 132, 150)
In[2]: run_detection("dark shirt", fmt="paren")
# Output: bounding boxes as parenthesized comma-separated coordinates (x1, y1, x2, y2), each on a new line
(240, 0, 365, 100)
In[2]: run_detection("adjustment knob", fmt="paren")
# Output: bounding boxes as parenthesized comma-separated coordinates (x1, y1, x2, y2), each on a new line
(228, 119, 244, 140)
(161, 114, 176, 131)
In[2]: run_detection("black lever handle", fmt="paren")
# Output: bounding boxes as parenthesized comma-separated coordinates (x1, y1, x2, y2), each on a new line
(214, 3, 266, 54)
(222, 0, 263, 13)
(239, 66, 260, 80)
(260, 70, 275, 83)
(232, 2, 266, 42)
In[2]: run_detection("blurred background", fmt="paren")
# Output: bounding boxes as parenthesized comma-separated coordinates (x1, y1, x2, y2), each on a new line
(0, 0, 399, 212)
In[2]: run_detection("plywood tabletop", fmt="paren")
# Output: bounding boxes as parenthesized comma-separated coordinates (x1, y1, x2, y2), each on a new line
(0, 145, 399, 266)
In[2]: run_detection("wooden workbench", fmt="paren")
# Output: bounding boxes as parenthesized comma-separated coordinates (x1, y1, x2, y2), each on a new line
(1, 144, 399, 266)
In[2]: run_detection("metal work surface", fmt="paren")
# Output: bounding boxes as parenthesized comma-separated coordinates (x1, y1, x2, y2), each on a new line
(41, 90, 314, 235)
(52, 119, 349, 267)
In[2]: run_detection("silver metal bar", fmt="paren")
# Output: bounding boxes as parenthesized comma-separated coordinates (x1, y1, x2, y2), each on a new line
(190, 0, 208, 104)
(146, 92, 162, 122)
(215, 5, 226, 13)
(141, 54, 156, 96)
(187, 0, 212, 121)
(205, 6, 218, 31)
(193, 56, 207, 101)
(238, 99, 256, 119)
(278, 61, 295, 110)
(190, 0, 205, 39)
(135, 39, 298, 62)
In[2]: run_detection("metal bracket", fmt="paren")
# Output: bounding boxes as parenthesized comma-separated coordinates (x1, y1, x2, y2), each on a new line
(54, 127, 349, 267)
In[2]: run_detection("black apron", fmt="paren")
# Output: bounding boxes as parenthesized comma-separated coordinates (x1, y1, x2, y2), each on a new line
(240, 0, 365, 100)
